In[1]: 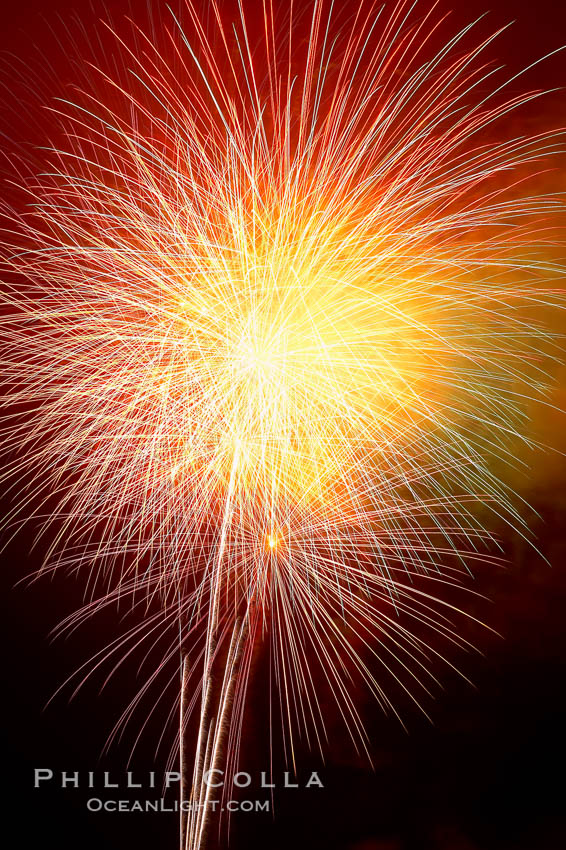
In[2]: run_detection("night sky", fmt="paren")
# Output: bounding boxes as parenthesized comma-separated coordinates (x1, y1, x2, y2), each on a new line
(1, 2, 566, 848)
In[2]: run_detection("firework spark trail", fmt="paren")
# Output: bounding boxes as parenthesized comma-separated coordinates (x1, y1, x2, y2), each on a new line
(0, 0, 564, 847)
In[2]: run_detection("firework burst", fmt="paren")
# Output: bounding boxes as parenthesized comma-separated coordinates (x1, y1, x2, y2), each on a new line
(1, 1, 564, 847)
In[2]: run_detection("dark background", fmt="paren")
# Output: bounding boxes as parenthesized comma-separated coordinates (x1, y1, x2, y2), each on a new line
(1, 1, 566, 848)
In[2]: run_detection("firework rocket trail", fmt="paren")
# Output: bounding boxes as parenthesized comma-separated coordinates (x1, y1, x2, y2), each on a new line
(0, 0, 564, 847)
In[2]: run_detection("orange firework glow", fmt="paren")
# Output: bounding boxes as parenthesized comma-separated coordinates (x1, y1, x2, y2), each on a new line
(0, 1, 564, 848)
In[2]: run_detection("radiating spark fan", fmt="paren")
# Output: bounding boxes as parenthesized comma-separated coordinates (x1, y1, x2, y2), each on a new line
(1, 1, 563, 847)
